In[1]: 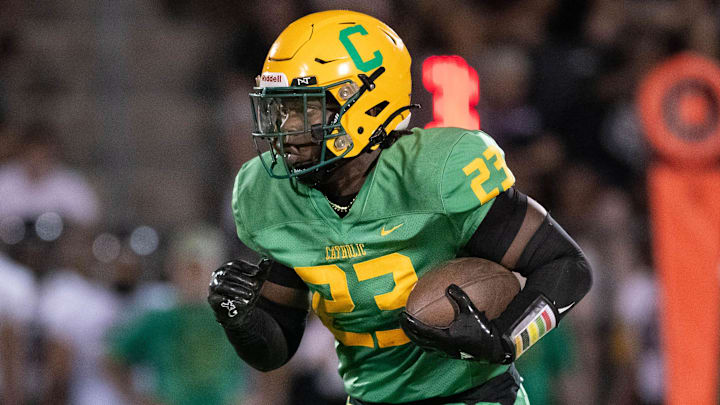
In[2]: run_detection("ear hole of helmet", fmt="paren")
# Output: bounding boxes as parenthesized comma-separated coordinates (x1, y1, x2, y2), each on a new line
(365, 100, 389, 117)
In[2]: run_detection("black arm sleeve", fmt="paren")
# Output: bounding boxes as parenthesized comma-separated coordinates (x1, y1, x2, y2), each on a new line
(463, 188, 593, 334)
(222, 296, 308, 372)
(464, 187, 527, 263)
(267, 261, 309, 290)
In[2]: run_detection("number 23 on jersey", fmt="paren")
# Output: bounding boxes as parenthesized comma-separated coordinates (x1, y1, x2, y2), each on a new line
(463, 144, 514, 204)
(295, 253, 418, 349)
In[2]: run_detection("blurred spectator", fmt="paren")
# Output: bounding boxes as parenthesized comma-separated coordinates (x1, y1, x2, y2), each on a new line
(2, 218, 65, 278)
(612, 266, 663, 405)
(110, 241, 176, 321)
(476, 46, 543, 146)
(0, 28, 19, 133)
(286, 317, 346, 405)
(106, 224, 249, 405)
(0, 251, 36, 405)
(516, 323, 578, 405)
(0, 123, 21, 163)
(35, 225, 125, 405)
(0, 121, 100, 227)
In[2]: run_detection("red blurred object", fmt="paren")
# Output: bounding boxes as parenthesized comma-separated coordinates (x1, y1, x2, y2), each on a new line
(422, 55, 481, 130)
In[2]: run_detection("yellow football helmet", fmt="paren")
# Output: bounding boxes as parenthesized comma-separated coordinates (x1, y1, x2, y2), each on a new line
(249, 10, 414, 179)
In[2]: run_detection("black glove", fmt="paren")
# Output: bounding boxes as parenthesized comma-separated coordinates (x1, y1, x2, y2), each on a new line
(208, 258, 271, 329)
(399, 284, 515, 364)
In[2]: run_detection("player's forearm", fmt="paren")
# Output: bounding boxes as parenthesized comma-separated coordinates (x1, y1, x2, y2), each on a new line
(464, 188, 592, 330)
(494, 214, 592, 358)
(495, 251, 592, 333)
(222, 297, 308, 372)
(223, 308, 289, 371)
(503, 214, 592, 324)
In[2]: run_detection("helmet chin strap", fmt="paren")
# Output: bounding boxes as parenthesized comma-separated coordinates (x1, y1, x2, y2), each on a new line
(296, 153, 354, 188)
(366, 104, 422, 151)
(394, 111, 413, 131)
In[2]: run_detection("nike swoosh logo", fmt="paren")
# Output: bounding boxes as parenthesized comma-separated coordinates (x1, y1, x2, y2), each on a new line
(380, 224, 403, 236)
(558, 302, 575, 314)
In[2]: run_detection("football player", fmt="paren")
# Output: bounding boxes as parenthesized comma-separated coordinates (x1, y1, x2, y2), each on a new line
(209, 10, 591, 405)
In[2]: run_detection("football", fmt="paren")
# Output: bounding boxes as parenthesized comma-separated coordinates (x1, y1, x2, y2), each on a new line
(404, 257, 520, 327)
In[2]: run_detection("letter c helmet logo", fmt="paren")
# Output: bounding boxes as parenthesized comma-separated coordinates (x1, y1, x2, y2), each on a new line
(339, 25, 383, 72)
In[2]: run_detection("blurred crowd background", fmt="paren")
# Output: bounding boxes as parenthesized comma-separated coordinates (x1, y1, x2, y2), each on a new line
(1, 0, 718, 404)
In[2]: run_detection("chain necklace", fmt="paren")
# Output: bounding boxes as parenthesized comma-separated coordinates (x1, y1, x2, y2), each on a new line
(326, 195, 357, 213)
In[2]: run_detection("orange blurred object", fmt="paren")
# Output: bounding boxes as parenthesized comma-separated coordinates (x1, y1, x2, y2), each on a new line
(639, 52, 720, 405)
(637, 52, 720, 166)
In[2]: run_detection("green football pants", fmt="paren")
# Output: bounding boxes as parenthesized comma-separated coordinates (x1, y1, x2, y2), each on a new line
(445, 384, 529, 405)
(347, 383, 529, 405)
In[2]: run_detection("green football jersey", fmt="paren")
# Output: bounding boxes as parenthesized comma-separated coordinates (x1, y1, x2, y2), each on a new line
(232, 127, 516, 403)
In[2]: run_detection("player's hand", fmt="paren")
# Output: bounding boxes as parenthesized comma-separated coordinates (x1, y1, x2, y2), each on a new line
(399, 284, 515, 364)
(208, 258, 271, 329)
